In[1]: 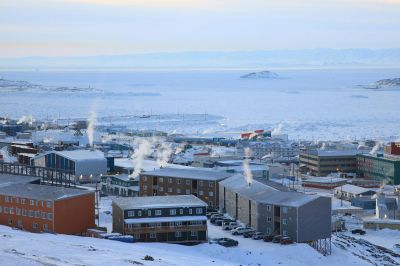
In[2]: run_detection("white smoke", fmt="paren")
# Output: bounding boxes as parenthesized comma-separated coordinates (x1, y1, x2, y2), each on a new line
(271, 123, 283, 136)
(156, 142, 172, 167)
(369, 141, 382, 155)
(174, 144, 185, 154)
(87, 109, 97, 147)
(243, 147, 253, 187)
(17, 115, 33, 125)
(320, 142, 327, 150)
(130, 138, 154, 178)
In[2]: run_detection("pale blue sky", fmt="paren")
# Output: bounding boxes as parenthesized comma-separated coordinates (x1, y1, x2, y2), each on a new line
(1, 0, 400, 57)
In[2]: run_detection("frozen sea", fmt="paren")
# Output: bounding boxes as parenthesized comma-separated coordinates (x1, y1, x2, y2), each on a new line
(0, 68, 399, 140)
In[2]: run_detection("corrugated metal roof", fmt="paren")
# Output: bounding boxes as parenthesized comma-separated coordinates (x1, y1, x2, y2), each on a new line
(141, 168, 232, 181)
(0, 183, 93, 201)
(220, 174, 321, 207)
(0, 174, 40, 188)
(113, 195, 207, 210)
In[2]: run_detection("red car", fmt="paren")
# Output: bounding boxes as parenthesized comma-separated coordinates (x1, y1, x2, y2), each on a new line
(280, 236, 293, 245)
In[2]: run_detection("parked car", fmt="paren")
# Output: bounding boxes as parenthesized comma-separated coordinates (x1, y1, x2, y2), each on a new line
(280, 236, 293, 245)
(243, 230, 256, 238)
(207, 212, 219, 219)
(210, 214, 223, 224)
(263, 235, 274, 242)
(215, 219, 224, 226)
(218, 238, 239, 247)
(252, 232, 265, 240)
(351, 229, 366, 235)
(231, 227, 253, 236)
(222, 222, 239, 230)
(272, 235, 282, 243)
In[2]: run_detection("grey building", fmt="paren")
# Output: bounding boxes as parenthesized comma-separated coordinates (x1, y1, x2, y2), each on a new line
(112, 195, 208, 243)
(219, 174, 331, 243)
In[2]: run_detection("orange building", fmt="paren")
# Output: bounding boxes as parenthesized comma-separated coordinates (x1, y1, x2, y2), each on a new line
(0, 183, 95, 234)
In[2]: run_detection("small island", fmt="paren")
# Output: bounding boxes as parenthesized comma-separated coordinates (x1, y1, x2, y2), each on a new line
(240, 70, 280, 79)
(361, 78, 400, 89)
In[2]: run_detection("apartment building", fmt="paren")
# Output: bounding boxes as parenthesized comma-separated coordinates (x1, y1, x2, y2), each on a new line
(0, 183, 95, 234)
(112, 195, 207, 243)
(219, 174, 331, 243)
(357, 153, 400, 185)
(300, 149, 361, 176)
(139, 168, 232, 207)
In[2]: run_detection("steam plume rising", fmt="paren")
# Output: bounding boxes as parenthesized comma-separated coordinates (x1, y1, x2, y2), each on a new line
(17, 115, 33, 125)
(369, 141, 382, 155)
(243, 147, 253, 187)
(130, 138, 154, 178)
(156, 142, 172, 167)
(271, 123, 283, 135)
(87, 110, 97, 147)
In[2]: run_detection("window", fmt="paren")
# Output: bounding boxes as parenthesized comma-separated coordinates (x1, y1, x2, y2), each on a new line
(138, 211, 142, 217)
(143, 185, 148, 190)
(190, 220, 203, 225)
(189, 208, 193, 215)
(191, 231, 198, 237)
(199, 191, 204, 196)
(5, 196, 9, 203)
(186, 189, 190, 195)
(177, 179, 181, 185)
(8, 219, 12, 225)
(29, 210, 33, 217)
(175, 231, 182, 238)
(196, 208, 202, 214)
(159, 177, 164, 183)
(283, 230, 288, 236)
(168, 178, 172, 183)
(16, 208, 21, 215)
(159, 187, 164, 192)
(0, 206, 2, 213)
(209, 191, 214, 197)
(186, 180, 190, 185)
(282, 207, 288, 214)
(17, 219, 22, 227)
(21, 198, 26, 204)
(30, 199, 34, 206)
(127, 210, 135, 217)
(34, 211, 39, 218)
(22, 209, 27, 216)
(168, 187, 172, 193)
(177, 188, 181, 193)
(15, 198, 19, 204)
(143, 176, 147, 181)
(266, 228, 271, 234)
(179, 209, 183, 215)
(155, 210, 161, 216)
(43, 224, 48, 231)
(266, 205, 272, 211)
(47, 213, 53, 220)
(46, 201, 52, 208)
(282, 219, 287, 225)
(150, 233, 156, 239)
(147, 210, 152, 216)
(170, 209, 176, 215)
(199, 181, 203, 186)
(42, 212, 47, 219)
(267, 217, 272, 222)
(209, 182, 213, 188)
(10, 208, 14, 215)
(33, 222, 38, 229)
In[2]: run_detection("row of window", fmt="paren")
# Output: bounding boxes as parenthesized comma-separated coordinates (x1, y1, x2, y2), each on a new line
(0, 206, 53, 220)
(127, 208, 203, 218)
(148, 231, 198, 239)
(126, 220, 204, 229)
(265, 205, 289, 213)
(142, 186, 214, 197)
(266, 217, 288, 225)
(1, 196, 52, 208)
(7, 218, 49, 231)
(143, 176, 214, 187)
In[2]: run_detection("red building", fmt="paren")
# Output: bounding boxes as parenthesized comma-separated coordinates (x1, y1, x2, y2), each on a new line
(0, 183, 95, 234)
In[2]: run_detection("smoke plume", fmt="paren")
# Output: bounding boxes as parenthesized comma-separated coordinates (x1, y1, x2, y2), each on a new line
(17, 115, 33, 125)
(243, 147, 253, 187)
(130, 138, 154, 178)
(369, 141, 382, 155)
(87, 109, 97, 147)
(156, 142, 172, 167)
(271, 123, 283, 136)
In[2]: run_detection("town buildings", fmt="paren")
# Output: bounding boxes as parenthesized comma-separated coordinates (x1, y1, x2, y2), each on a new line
(0, 182, 95, 234)
(334, 184, 376, 200)
(101, 174, 138, 197)
(112, 195, 207, 243)
(300, 149, 361, 176)
(357, 152, 400, 185)
(219, 174, 331, 243)
(139, 168, 232, 207)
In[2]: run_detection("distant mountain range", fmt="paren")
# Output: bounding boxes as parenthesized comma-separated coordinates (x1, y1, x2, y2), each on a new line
(2, 48, 400, 69)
